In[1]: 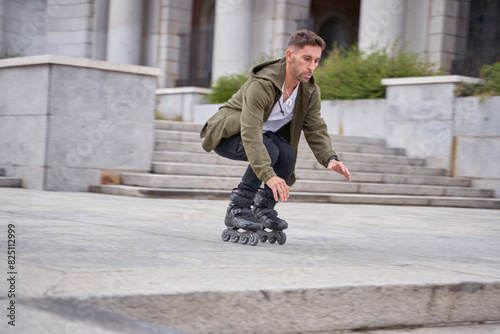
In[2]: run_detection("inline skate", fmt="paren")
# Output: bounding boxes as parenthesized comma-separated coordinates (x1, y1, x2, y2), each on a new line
(221, 189, 263, 246)
(252, 189, 287, 245)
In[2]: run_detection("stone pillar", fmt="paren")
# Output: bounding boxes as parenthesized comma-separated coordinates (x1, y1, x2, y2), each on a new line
(358, 0, 407, 51)
(0, 55, 160, 191)
(45, 0, 95, 59)
(92, 0, 110, 61)
(454, 96, 500, 197)
(0, 0, 4, 53)
(142, 0, 161, 68)
(268, 0, 312, 57)
(157, 0, 193, 88)
(427, 0, 467, 73)
(212, 0, 253, 80)
(106, 0, 144, 65)
(381, 75, 482, 172)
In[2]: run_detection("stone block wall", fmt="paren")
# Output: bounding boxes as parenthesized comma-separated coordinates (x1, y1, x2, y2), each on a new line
(381, 76, 483, 172)
(0, 55, 160, 191)
(454, 96, 500, 195)
(156, 87, 211, 122)
(1, 0, 97, 58)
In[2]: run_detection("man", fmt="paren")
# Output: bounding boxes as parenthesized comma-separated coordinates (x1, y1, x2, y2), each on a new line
(200, 30, 351, 244)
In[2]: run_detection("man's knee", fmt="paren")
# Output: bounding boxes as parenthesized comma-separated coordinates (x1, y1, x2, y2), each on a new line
(277, 141, 296, 167)
(282, 144, 296, 161)
(266, 144, 280, 165)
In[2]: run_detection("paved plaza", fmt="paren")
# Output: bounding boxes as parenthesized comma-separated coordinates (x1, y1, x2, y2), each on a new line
(0, 188, 499, 333)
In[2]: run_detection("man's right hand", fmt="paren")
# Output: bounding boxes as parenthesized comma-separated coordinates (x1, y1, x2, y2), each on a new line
(265, 176, 290, 202)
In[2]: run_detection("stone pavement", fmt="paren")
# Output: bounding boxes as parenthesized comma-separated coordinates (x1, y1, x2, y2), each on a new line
(0, 188, 499, 334)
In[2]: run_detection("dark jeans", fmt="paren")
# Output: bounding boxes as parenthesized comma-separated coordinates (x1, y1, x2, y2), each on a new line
(214, 132, 296, 196)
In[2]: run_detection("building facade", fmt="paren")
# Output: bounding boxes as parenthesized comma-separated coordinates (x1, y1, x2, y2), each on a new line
(0, 0, 498, 88)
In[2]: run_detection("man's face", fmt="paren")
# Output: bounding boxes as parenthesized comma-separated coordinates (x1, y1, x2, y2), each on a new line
(288, 45, 322, 83)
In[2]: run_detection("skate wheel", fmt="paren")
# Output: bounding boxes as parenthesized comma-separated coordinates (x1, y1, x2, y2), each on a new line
(240, 236, 249, 245)
(221, 230, 230, 242)
(277, 231, 287, 245)
(249, 233, 259, 246)
(268, 236, 277, 244)
(259, 235, 268, 243)
(230, 235, 240, 243)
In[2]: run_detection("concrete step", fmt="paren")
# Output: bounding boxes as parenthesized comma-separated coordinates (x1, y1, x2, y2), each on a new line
(130, 121, 496, 210)
(153, 148, 426, 167)
(155, 140, 405, 156)
(298, 142, 405, 155)
(155, 120, 203, 132)
(155, 128, 388, 147)
(152, 151, 446, 176)
(339, 152, 426, 166)
(153, 162, 469, 187)
(119, 173, 493, 198)
(89, 185, 500, 209)
(365, 323, 500, 334)
(0, 177, 22, 187)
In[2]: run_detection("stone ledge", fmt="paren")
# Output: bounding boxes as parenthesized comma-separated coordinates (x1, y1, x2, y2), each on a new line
(76, 281, 500, 334)
(381, 75, 483, 86)
(0, 55, 162, 76)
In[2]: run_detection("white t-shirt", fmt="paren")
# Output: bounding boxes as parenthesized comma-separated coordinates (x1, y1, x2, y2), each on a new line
(262, 82, 299, 133)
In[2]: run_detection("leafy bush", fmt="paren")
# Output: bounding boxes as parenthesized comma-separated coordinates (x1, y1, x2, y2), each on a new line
(207, 73, 249, 103)
(207, 45, 440, 102)
(315, 44, 440, 100)
(0, 53, 21, 60)
(456, 61, 500, 97)
(207, 53, 277, 103)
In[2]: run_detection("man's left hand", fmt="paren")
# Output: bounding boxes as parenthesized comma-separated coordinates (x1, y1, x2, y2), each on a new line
(327, 160, 351, 182)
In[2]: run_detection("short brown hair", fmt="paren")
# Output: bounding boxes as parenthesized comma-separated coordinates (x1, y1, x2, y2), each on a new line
(287, 30, 326, 51)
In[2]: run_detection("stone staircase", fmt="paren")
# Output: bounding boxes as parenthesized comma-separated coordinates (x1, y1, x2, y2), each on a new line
(0, 168, 21, 188)
(90, 121, 500, 209)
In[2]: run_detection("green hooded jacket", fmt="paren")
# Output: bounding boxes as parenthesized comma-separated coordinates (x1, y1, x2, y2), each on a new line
(200, 57, 336, 186)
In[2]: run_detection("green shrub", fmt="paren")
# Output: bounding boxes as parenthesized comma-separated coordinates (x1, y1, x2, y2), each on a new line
(207, 53, 276, 103)
(0, 53, 21, 60)
(207, 45, 440, 102)
(456, 61, 500, 97)
(207, 73, 249, 103)
(315, 44, 439, 100)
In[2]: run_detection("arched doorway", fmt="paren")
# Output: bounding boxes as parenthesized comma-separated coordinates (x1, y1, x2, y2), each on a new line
(311, 0, 360, 58)
(187, 0, 215, 87)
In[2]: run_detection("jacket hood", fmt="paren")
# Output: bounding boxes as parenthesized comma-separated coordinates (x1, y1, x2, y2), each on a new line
(250, 57, 317, 94)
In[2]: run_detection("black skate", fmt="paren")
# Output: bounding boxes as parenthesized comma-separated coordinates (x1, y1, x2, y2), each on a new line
(221, 189, 263, 246)
(252, 189, 287, 245)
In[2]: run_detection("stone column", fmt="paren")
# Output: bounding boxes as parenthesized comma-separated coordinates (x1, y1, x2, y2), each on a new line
(92, 0, 110, 61)
(0, 0, 4, 53)
(358, 0, 407, 51)
(427, 0, 466, 73)
(157, 0, 193, 88)
(212, 0, 253, 80)
(142, 0, 160, 68)
(106, 0, 144, 65)
(272, 0, 311, 57)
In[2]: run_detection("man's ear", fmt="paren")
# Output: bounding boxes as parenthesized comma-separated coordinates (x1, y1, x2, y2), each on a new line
(285, 49, 293, 62)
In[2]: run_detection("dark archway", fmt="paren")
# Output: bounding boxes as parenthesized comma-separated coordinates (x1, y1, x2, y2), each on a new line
(185, 0, 215, 87)
(311, 0, 360, 58)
